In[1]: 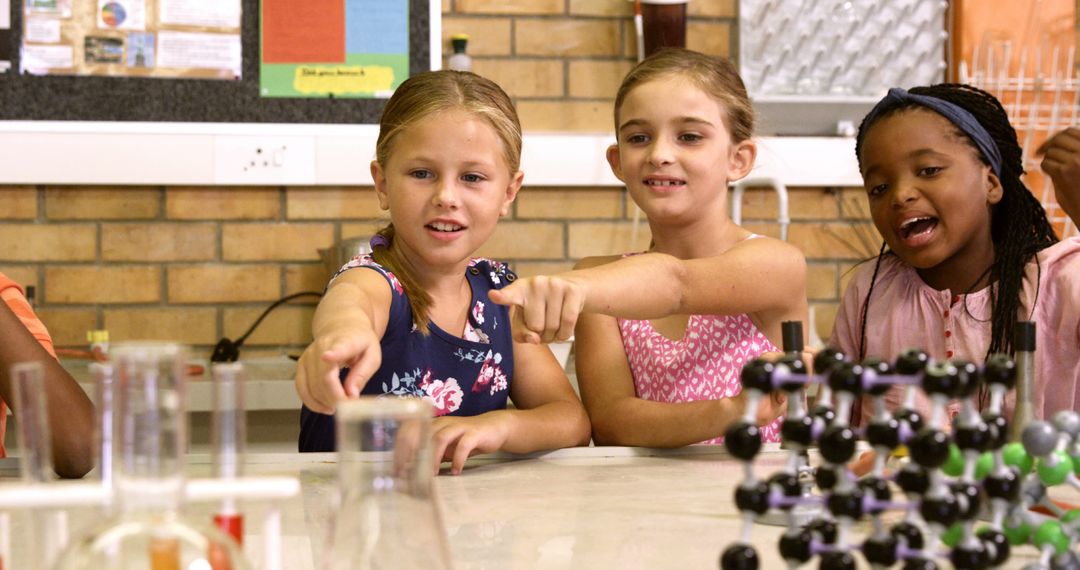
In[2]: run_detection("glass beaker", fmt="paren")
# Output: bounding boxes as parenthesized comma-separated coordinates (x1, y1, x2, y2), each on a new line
(323, 397, 453, 570)
(54, 343, 250, 570)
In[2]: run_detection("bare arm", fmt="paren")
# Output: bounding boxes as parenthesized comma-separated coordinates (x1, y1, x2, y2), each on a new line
(1039, 127, 1080, 225)
(0, 300, 94, 478)
(431, 322, 591, 474)
(500, 339, 592, 451)
(295, 269, 392, 414)
(491, 238, 808, 344)
(585, 238, 806, 318)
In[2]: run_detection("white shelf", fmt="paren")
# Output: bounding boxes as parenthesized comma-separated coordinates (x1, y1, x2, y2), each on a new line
(63, 356, 301, 413)
(0, 121, 863, 188)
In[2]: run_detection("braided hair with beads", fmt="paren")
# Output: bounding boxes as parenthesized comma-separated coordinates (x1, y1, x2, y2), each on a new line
(853, 83, 1059, 362)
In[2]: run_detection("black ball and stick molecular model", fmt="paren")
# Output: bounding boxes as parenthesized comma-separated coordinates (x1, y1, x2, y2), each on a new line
(720, 343, 1080, 570)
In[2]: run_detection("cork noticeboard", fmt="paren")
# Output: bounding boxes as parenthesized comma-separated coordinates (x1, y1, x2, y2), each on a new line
(0, 0, 433, 124)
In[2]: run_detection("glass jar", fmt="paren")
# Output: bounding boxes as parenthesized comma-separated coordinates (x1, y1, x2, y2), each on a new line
(323, 397, 453, 569)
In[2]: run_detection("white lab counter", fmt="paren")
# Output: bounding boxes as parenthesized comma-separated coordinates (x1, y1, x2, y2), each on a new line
(0, 446, 1066, 569)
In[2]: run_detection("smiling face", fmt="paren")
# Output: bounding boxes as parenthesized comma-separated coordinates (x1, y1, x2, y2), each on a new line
(372, 108, 522, 273)
(859, 107, 1003, 290)
(606, 74, 755, 226)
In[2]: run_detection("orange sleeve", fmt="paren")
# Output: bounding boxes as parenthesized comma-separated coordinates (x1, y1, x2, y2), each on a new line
(0, 275, 57, 359)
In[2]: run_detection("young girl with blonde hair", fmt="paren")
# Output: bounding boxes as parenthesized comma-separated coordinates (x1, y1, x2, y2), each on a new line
(295, 70, 590, 473)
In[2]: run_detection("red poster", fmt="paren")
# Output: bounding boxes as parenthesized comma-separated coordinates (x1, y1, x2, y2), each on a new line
(262, 0, 345, 63)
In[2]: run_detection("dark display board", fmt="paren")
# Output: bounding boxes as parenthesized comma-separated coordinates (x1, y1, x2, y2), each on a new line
(0, 0, 432, 123)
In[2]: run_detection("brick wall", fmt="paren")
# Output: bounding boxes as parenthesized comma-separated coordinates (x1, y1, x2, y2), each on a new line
(442, 0, 736, 131)
(0, 1, 876, 357)
(0, 184, 874, 356)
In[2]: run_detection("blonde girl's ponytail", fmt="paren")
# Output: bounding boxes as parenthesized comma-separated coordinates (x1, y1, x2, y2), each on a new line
(369, 224, 435, 334)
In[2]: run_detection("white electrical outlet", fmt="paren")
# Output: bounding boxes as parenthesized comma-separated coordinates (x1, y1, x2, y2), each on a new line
(213, 135, 316, 184)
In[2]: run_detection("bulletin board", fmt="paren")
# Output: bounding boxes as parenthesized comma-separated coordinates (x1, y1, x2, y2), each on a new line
(0, 0, 433, 123)
(20, 0, 242, 79)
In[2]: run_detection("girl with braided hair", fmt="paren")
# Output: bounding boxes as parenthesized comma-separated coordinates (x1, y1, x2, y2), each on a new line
(829, 83, 1080, 427)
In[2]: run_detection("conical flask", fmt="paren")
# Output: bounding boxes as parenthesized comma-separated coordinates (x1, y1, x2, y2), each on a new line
(323, 397, 453, 570)
(54, 342, 250, 570)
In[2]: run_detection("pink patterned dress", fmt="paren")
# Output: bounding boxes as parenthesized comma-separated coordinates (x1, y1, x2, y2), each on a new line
(618, 278, 784, 445)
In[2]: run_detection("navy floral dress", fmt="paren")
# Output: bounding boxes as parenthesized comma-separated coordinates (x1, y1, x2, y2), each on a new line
(299, 255, 517, 452)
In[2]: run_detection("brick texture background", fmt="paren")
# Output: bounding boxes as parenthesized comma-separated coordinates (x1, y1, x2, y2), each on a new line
(0, 1, 877, 357)
(0, 184, 875, 356)
(444, 0, 736, 131)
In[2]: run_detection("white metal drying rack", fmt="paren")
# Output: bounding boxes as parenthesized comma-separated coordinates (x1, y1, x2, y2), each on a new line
(961, 37, 1079, 238)
(0, 475, 300, 570)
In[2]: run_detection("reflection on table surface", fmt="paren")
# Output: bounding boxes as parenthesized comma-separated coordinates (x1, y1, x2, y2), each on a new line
(0, 445, 1066, 569)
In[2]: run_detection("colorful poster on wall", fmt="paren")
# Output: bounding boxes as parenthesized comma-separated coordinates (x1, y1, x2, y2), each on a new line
(19, 0, 241, 79)
(259, 0, 409, 98)
(0, 0, 11, 72)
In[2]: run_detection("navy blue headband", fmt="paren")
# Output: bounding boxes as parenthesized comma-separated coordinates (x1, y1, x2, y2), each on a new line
(859, 87, 1003, 176)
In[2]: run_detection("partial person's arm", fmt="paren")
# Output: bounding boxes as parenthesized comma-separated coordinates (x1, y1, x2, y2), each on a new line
(490, 241, 804, 447)
(0, 299, 94, 478)
(569, 252, 791, 448)
(295, 269, 392, 414)
(1038, 127, 1080, 225)
(430, 326, 591, 474)
(490, 238, 807, 345)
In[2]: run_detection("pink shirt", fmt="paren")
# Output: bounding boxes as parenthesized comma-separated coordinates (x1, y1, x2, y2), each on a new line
(830, 237, 1080, 426)
(618, 313, 783, 445)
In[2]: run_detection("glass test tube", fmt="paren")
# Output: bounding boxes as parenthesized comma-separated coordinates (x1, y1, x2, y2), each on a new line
(112, 345, 187, 512)
(90, 363, 115, 489)
(210, 362, 246, 547)
(12, 362, 62, 570)
(117, 344, 186, 570)
(12, 362, 53, 483)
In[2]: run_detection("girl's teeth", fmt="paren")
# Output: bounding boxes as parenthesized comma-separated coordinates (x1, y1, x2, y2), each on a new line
(899, 217, 936, 239)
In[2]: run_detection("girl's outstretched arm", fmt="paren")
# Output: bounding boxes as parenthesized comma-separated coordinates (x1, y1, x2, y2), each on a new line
(430, 330, 591, 475)
(1039, 126, 1080, 225)
(490, 237, 808, 346)
(574, 309, 785, 447)
(295, 269, 391, 414)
